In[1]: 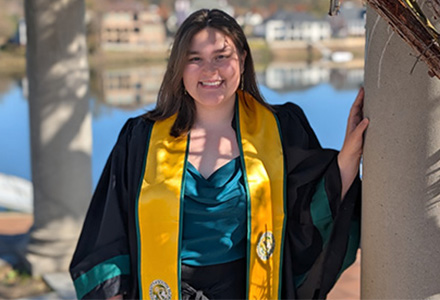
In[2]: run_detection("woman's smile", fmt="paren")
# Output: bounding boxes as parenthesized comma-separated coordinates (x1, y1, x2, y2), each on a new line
(199, 80, 223, 87)
(183, 27, 245, 110)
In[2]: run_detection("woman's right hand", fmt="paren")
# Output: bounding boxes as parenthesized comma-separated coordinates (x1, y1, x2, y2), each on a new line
(338, 87, 369, 199)
(108, 295, 123, 300)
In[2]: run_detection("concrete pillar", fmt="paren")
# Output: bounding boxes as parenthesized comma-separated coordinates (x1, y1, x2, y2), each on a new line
(362, 5, 440, 299)
(25, 0, 91, 275)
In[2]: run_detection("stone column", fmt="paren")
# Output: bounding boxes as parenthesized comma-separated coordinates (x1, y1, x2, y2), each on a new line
(362, 5, 440, 299)
(25, 0, 91, 275)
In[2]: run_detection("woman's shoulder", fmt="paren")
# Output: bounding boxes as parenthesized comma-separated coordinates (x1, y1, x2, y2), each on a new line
(115, 115, 155, 144)
(270, 102, 321, 148)
(271, 102, 308, 125)
(123, 114, 154, 131)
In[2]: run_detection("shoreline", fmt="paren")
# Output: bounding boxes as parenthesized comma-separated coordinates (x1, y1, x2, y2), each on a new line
(0, 37, 365, 77)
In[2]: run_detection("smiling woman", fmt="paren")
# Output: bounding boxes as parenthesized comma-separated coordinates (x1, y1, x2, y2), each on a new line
(183, 28, 243, 111)
(183, 28, 243, 178)
(70, 8, 367, 300)
(146, 9, 270, 138)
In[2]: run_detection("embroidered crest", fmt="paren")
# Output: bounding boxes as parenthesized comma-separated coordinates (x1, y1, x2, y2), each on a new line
(256, 231, 275, 261)
(149, 279, 171, 300)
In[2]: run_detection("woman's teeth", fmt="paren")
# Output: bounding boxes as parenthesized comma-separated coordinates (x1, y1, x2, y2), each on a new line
(201, 81, 222, 86)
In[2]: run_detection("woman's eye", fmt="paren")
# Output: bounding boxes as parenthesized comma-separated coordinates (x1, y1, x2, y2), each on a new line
(189, 57, 200, 62)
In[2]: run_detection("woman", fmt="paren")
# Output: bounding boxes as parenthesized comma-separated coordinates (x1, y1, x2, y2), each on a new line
(70, 9, 368, 300)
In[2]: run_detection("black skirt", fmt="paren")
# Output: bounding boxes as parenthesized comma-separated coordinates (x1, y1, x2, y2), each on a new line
(181, 258, 246, 300)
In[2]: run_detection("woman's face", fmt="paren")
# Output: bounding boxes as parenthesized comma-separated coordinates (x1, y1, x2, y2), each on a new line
(182, 27, 245, 111)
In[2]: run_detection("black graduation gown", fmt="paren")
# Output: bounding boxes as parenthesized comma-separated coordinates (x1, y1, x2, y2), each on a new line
(69, 102, 361, 299)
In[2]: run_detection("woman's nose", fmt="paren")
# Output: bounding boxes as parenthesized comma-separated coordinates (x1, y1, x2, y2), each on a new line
(201, 60, 217, 74)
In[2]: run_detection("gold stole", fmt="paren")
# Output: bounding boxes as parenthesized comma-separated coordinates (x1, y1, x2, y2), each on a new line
(137, 90, 285, 300)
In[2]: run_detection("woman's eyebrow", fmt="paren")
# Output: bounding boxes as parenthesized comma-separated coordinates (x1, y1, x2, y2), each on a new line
(187, 45, 232, 55)
(215, 45, 231, 53)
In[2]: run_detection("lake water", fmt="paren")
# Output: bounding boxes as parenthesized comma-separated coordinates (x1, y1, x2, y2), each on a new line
(0, 62, 363, 188)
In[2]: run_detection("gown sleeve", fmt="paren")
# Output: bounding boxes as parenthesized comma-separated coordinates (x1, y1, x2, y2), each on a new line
(69, 118, 149, 300)
(275, 103, 361, 299)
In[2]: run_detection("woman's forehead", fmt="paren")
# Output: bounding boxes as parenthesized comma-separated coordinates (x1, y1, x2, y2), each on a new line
(188, 28, 236, 52)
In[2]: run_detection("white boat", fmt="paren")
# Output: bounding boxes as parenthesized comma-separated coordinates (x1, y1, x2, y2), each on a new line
(331, 51, 354, 63)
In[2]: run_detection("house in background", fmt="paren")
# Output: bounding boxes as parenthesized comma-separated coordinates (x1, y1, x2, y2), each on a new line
(100, 2, 167, 51)
(329, 1, 366, 37)
(236, 11, 264, 36)
(175, 0, 191, 27)
(189, 0, 234, 17)
(9, 18, 27, 46)
(168, 0, 234, 34)
(255, 11, 331, 42)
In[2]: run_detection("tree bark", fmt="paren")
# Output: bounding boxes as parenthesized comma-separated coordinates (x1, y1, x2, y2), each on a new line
(25, 0, 91, 275)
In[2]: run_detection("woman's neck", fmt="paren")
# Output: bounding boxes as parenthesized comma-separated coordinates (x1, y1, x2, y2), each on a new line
(189, 99, 239, 179)
(193, 101, 235, 131)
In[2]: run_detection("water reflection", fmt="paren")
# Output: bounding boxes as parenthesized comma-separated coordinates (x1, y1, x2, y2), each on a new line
(90, 64, 166, 109)
(18, 62, 364, 111)
(0, 61, 364, 193)
(258, 62, 364, 92)
(88, 62, 363, 110)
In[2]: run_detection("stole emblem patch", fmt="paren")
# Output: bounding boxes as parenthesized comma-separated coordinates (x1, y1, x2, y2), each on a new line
(256, 231, 275, 261)
(149, 279, 171, 300)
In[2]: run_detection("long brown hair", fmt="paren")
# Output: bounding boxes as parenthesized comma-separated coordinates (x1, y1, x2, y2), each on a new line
(145, 9, 270, 137)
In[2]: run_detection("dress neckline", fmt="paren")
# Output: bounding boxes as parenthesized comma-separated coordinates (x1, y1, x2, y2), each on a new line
(187, 156, 240, 181)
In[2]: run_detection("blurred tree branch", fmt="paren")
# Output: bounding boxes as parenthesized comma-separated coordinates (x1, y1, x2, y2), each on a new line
(365, 0, 440, 79)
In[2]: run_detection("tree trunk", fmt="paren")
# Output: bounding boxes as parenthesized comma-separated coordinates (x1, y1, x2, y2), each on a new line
(362, 4, 440, 299)
(24, 0, 91, 275)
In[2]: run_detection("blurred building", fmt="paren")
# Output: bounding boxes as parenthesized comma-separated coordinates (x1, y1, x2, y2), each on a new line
(329, 1, 366, 38)
(189, 0, 234, 16)
(10, 18, 27, 46)
(175, 0, 191, 27)
(255, 11, 331, 42)
(0, 0, 24, 45)
(166, 0, 234, 34)
(100, 2, 167, 51)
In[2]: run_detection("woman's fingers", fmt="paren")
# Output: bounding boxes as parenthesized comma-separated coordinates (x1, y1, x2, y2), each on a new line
(347, 87, 365, 133)
(344, 117, 369, 157)
(352, 87, 364, 110)
(354, 117, 369, 149)
(355, 117, 369, 136)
